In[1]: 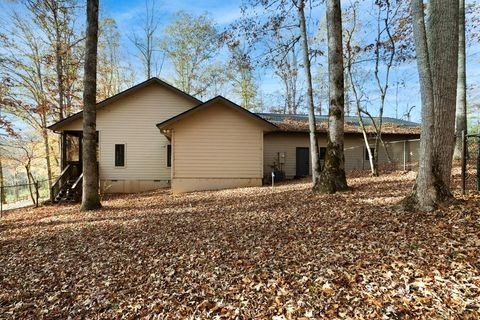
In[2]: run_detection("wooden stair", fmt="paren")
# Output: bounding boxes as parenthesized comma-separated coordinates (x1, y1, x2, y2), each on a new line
(51, 163, 83, 204)
(54, 177, 80, 203)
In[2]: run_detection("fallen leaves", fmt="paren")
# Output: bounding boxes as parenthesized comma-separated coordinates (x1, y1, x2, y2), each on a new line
(0, 170, 479, 319)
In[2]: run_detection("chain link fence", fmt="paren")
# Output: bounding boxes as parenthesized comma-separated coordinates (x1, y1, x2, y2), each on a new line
(461, 134, 480, 194)
(0, 179, 52, 216)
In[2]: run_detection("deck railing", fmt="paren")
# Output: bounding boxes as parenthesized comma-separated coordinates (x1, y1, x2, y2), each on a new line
(70, 173, 83, 202)
(50, 162, 81, 202)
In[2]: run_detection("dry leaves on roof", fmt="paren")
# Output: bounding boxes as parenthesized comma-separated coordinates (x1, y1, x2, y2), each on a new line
(0, 169, 479, 319)
(273, 118, 421, 135)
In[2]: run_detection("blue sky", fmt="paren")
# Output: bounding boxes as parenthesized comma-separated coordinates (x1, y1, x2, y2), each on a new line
(99, 0, 480, 124)
(1, 0, 479, 124)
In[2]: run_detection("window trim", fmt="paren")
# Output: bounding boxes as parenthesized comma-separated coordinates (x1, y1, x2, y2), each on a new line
(115, 143, 126, 167)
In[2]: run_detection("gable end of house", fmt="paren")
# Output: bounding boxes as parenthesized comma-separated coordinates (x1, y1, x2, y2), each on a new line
(48, 77, 201, 131)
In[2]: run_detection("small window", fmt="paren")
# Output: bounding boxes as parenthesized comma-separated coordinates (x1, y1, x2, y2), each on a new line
(167, 144, 172, 167)
(365, 147, 375, 160)
(115, 144, 125, 167)
(320, 147, 327, 160)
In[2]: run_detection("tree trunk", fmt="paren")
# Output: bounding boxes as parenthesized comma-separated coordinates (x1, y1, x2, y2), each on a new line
(373, 138, 380, 176)
(430, 0, 459, 187)
(372, 2, 395, 176)
(362, 132, 375, 174)
(13, 171, 19, 202)
(81, 0, 101, 211)
(41, 115, 53, 192)
(344, 80, 350, 116)
(319, 0, 348, 193)
(51, 3, 66, 120)
(344, 5, 374, 175)
(0, 156, 5, 204)
(348, 63, 375, 175)
(42, 128, 52, 190)
(25, 163, 36, 206)
(453, 0, 467, 160)
(402, 0, 458, 211)
(297, 0, 321, 191)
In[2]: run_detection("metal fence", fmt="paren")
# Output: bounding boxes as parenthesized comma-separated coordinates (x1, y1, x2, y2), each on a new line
(0, 179, 51, 216)
(461, 133, 480, 194)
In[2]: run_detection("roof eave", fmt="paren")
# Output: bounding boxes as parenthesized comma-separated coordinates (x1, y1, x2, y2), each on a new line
(48, 77, 202, 131)
(157, 96, 278, 132)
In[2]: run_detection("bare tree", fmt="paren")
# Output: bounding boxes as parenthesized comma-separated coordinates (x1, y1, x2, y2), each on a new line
(370, 0, 398, 174)
(5, 135, 42, 207)
(232, 0, 321, 191)
(313, 68, 328, 115)
(98, 18, 136, 101)
(270, 39, 303, 114)
(319, 0, 348, 193)
(402, 0, 459, 211)
(345, 14, 375, 175)
(228, 45, 258, 109)
(161, 11, 221, 97)
(1, 14, 55, 192)
(342, 0, 410, 176)
(295, 0, 321, 191)
(130, 0, 161, 79)
(454, 0, 467, 159)
(81, 0, 101, 211)
(27, 0, 83, 120)
(1, 76, 16, 205)
(230, 0, 325, 115)
(344, 3, 376, 175)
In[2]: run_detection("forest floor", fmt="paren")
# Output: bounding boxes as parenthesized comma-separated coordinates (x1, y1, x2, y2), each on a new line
(1, 169, 479, 319)
(1, 197, 49, 212)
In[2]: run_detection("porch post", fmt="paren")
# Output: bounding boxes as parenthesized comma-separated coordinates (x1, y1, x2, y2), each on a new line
(61, 132, 68, 170)
(79, 132, 83, 167)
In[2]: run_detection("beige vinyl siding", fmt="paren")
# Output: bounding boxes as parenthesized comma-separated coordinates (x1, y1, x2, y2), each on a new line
(101, 180, 170, 193)
(345, 137, 367, 170)
(264, 132, 420, 178)
(263, 133, 325, 178)
(171, 178, 262, 193)
(172, 101, 264, 179)
(59, 83, 197, 183)
(169, 101, 265, 192)
(380, 136, 420, 164)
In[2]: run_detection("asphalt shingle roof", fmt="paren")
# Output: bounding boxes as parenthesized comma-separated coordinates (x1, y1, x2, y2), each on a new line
(256, 113, 420, 135)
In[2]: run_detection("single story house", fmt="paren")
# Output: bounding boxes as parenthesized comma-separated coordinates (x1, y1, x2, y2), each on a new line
(48, 77, 420, 198)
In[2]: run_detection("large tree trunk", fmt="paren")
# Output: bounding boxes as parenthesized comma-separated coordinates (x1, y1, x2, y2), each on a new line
(297, 0, 321, 191)
(430, 0, 459, 186)
(402, 0, 459, 211)
(453, 0, 467, 160)
(319, 0, 348, 193)
(81, 0, 101, 211)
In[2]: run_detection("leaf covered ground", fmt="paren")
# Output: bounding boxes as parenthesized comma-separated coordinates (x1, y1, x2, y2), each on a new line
(1, 170, 479, 319)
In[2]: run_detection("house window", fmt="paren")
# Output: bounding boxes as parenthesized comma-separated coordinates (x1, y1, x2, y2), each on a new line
(320, 147, 327, 160)
(167, 144, 172, 167)
(115, 144, 125, 167)
(365, 147, 375, 160)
